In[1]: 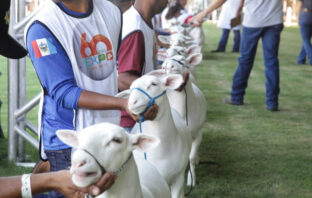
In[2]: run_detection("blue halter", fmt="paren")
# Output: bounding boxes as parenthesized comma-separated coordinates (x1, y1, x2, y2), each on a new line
(131, 87, 166, 159)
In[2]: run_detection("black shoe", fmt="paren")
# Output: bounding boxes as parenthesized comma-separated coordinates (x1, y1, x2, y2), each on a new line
(232, 50, 239, 53)
(267, 106, 279, 112)
(223, 98, 243, 105)
(211, 49, 225, 53)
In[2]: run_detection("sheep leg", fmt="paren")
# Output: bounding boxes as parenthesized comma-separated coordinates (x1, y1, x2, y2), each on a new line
(187, 131, 202, 187)
(170, 172, 185, 198)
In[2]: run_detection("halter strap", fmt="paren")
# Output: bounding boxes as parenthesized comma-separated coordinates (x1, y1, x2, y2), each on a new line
(80, 149, 133, 176)
(130, 87, 167, 159)
(81, 148, 106, 175)
(131, 87, 166, 123)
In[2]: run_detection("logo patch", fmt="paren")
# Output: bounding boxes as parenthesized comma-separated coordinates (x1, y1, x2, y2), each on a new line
(31, 38, 57, 58)
(80, 33, 114, 68)
(72, 22, 115, 81)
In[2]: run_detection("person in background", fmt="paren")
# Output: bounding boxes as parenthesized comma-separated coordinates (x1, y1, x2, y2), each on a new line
(192, 0, 283, 111)
(25, 0, 157, 197)
(0, 170, 116, 198)
(211, 0, 241, 53)
(161, 0, 178, 31)
(296, 0, 312, 65)
(118, 0, 168, 132)
(164, 0, 191, 25)
(222, 0, 283, 111)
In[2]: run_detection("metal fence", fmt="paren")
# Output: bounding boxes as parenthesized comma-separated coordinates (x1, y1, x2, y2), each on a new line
(7, 0, 44, 165)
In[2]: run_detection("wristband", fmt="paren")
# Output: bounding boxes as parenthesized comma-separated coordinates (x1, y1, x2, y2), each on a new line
(21, 174, 32, 198)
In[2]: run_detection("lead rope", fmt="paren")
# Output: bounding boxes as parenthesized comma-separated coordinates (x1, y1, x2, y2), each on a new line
(131, 87, 167, 160)
(183, 86, 188, 126)
(184, 161, 194, 196)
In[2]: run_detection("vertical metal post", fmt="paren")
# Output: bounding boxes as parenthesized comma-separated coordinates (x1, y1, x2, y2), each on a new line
(17, 0, 26, 162)
(8, 59, 18, 162)
(8, 0, 18, 162)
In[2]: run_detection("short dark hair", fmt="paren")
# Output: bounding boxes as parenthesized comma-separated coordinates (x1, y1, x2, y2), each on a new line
(165, 2, 182, 20)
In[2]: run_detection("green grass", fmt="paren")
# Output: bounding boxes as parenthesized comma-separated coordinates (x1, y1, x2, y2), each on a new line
(1, 23, 312, 197)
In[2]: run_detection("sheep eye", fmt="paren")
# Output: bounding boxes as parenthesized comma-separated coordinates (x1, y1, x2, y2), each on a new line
(151, 82, 157, 86)
(112, 137, 122, 143)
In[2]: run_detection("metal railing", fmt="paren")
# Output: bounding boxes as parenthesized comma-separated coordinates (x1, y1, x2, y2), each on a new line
(7, 0, 45, 165)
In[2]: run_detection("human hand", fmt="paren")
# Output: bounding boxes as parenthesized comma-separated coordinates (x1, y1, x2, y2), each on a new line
(189, 13, 205, 26)
(54, 170, 116, 198)
(127, 104, 159, 122)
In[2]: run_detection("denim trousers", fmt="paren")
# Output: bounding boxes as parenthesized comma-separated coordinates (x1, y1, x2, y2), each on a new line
(45, 148, 72, 198)
(297, 12, 312, 65)
(230, 24, 284, 109)
(217, 28, 241, 52)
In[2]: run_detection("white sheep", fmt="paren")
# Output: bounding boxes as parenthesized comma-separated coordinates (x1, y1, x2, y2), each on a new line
(56, 122, 171, 198)
(164, 46, 202, 80)
(162, 54, 207, 187)
(159, 24, 205, 47)
(158, 33, 197, 49)
(117, 73, 192, 198)
(157, 44, 200, 67)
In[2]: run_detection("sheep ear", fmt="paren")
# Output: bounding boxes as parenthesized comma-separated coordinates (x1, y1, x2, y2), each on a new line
(147, 69, 166, 78)
(115, 89, 131, 99)
(130, 134, 159, 152)
(163, 74, 183, 90)
(186, 53, 202, 66)
(158, 35, 171, 45)
(186, 45, 200, 55)
(56, 130, 79, 148)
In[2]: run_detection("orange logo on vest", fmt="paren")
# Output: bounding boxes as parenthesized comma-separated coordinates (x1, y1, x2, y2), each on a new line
(80, 33, 114, 68)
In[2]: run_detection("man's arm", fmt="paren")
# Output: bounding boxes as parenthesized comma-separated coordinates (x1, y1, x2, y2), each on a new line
(190, 0, 227, 25)
(235, 0, 245, 18)
(117, 31, 145, 91)
(27, 23, 155, 121)
(118, 71, 140, 91)
(0, 170, 116, 198)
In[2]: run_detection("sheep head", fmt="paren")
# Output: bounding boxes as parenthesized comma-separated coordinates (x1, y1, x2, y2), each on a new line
(117, 72, 183, 116)
(162, 53, 202, 75)
(56, 122, 159, 187)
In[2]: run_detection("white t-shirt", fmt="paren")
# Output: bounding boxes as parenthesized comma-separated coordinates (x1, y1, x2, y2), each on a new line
(217, 0, 241, 30)
(243, 0, 283, 28)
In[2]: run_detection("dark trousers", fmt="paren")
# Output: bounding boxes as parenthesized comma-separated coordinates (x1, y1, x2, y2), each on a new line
(216, 28, 241, 52)
(297, 11, 312, 65)
(230, 24, 283, 109)
(45, 148, 72, 198)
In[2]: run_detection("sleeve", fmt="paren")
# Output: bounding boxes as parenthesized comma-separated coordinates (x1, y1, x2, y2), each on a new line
(117, 31, 145, 75)
(26, 21, 82, 109)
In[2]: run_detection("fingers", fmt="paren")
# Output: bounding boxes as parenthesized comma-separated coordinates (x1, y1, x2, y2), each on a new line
(143, 104, 158, 120)
(88, 172, 117, 196)
(127, 104, 158, 122)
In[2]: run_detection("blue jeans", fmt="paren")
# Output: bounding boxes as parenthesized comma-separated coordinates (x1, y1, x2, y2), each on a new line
(297, 12, 312, 65)
(45, 148, 72, 198)
(231, 24, 283, 109)
(217, 28, 241, 52)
